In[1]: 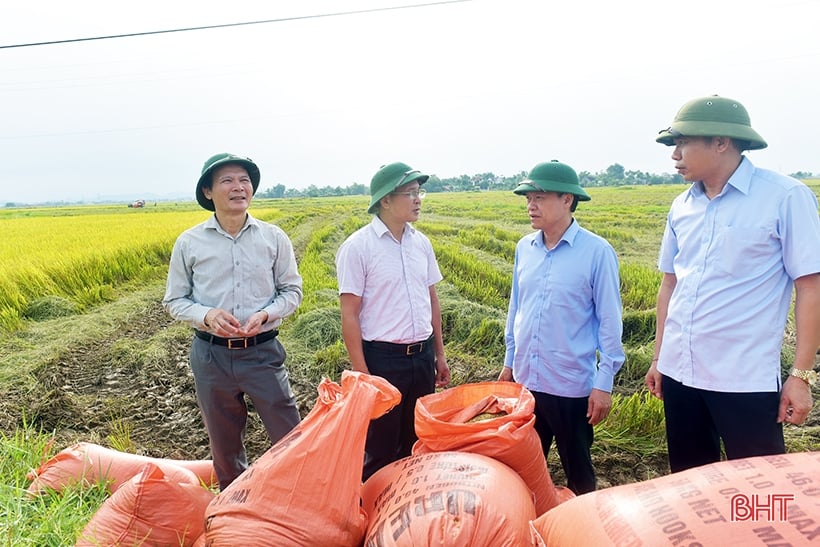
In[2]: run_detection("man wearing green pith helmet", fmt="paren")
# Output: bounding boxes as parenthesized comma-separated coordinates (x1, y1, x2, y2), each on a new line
(335, 162, 451, 481)
(499, 160, 625, 495)
(645, 96, 820, 473)
(163, 153, 302, 490)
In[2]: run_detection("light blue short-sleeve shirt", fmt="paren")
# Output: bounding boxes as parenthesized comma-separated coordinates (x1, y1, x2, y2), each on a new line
(657, 157, 820, 392)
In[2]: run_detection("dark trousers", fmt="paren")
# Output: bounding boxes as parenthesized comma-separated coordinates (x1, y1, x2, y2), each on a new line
(531, 391, 596, 495)
(361, 339, 436, 482)
(662, 375, 785, 473)
(190, 336, 301, 490)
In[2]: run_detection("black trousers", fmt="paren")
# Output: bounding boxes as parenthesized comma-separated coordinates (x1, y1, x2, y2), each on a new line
(361, 339, 436, 482)
(662, 375, 785, 473)
(531, 390, 596, 495)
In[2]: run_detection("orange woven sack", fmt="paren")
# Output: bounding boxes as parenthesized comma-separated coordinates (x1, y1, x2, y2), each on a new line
(26, 442, 213, 495)
(530, 451, 820, 546)
(76, 462, 214, 547)
(413, 381, 572, 515)
(361, 450, 537, 546)
(203, 370, 401, 546)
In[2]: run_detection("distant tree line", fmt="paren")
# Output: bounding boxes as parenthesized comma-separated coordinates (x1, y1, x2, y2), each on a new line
(256, 164, 816, 199)
(4, 165, 814, 208)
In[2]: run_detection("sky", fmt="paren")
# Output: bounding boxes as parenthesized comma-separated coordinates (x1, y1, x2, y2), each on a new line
(2, 0, 819, 204)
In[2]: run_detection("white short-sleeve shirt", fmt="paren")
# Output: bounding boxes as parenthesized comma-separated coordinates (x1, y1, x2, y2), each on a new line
(336, 216, 443, 344)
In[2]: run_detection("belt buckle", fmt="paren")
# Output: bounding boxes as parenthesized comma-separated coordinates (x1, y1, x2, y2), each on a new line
(227, 338, 248, 350)
(406, 342, 423, 356)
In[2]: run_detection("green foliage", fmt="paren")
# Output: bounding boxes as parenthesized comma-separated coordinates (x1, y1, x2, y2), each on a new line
(312, 340, 349, 383)
(249, 163, 689, 199)
(414, 221, 460, 236)
(0, 426, 109, 546)
(461, 318, 506, 364)
(23, 296, 80, 321)
(0, 306, 23, 333)
(443, 347, 501, 386)
(72, 284, 116, 310)
(594, 391, 666, 456)
(433, 243, 510, 309)
(456, 224, 517, 261)
(108, 339, 146, 371)
(106, 419, 136, 454)
(297, 222, 343, 313)
(616, 343, 654, 392)
(622, 309, 656, 345)
(342, 215, 368, 235)
(620, 263, 662, 311)
(290, 307, 342, 351)
(439, 291, 505, 343)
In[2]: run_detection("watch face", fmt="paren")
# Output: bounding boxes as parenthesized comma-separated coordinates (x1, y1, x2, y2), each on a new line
(795, 369, 818, 386)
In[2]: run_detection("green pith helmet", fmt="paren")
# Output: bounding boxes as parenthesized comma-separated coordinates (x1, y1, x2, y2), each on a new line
(513, 160, 591, 201)
(368, 162, 430, 214)
(655, 95, 767, 150)
(196, 153, 261, 211)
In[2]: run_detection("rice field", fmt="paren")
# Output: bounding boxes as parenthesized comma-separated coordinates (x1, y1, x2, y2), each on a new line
(0, 186, 674, 327)
(3, 182, 818, 386)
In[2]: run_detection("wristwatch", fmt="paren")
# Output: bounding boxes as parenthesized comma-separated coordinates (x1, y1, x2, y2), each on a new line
(789, 368, 818, 387)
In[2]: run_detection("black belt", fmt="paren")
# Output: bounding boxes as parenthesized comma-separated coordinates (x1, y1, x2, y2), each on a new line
(364, 336, 433, 356)
(194, 329, 278, 350)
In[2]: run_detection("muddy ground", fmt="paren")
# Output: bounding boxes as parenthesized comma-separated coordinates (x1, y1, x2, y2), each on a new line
(3, 297, 816, 490)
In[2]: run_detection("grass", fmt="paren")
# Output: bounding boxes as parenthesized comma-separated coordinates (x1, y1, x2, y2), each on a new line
(0, 426, 110, 546)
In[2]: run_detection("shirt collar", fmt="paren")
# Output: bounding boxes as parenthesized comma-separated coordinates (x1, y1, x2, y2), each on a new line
(206, 213, 255, 235)
(529, 218, 579, 249)
(686, 156, 754, 200)
(725, 156, 754, 195)
(370, 215, 415, 238)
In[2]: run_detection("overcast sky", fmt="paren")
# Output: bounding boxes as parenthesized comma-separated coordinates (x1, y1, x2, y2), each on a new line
(2, 0, 819, 204)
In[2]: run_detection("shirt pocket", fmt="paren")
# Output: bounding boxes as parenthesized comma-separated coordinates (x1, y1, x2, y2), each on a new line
(251, 260, 276, 299)
(549, 275, 592, 311)
(715, 225, 776, 276)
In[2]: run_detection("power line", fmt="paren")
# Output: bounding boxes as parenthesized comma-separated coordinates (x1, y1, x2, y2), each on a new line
(0, 0, 471, 50)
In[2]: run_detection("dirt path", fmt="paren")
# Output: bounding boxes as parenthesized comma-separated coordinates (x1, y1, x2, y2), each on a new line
(5, 296, 284, 462)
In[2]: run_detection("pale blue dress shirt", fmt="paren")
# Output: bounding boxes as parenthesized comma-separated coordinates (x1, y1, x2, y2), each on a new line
(504, 220, 625, 397)
(657, 157, 820, 392)
(163, 214, 303, 333)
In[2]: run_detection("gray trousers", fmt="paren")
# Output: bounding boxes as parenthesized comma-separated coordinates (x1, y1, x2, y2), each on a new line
(190, 335, 300, 490)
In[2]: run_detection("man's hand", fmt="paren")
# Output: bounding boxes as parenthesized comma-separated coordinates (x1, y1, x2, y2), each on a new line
(435, 355, 451, 388)
(645, 361, 663, 400)
(587, 389, 613, 426)
(497, 367, 514, 382)
(238, 311, 269, 337)
(778, 376, 813, 425)
(204, 308, 243, 337)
